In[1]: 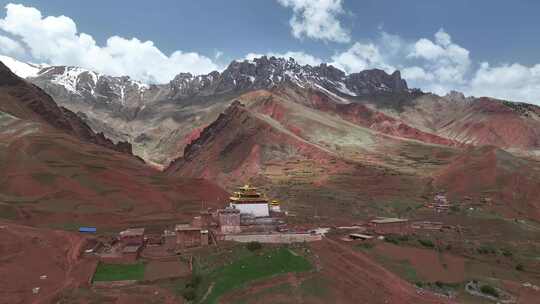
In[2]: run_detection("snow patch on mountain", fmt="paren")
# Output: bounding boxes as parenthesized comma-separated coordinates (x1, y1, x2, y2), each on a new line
(335, 81, 358, 96)
(49, 67, 88, 95)
(0, 55, 47, 78)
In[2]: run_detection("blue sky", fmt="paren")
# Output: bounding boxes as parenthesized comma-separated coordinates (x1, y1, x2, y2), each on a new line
(0, 0, 538, 103)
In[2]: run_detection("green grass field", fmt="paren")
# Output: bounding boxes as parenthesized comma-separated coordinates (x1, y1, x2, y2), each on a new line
(201, 247, 312, 304)
(93, 262, 146, 282)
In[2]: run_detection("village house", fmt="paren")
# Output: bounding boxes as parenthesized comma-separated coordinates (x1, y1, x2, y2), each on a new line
(368, 217, 410, 235)
(175, 224, 209, 250)
(218, 207, 241, 234)
(119, 228, 145, 246)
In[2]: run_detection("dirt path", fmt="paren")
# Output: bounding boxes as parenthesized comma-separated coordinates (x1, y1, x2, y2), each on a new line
(35, 232, 87, 304)
(0, 222, 96, 304)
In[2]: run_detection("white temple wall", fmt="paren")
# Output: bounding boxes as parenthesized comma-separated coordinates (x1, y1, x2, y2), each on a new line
(231, 203, 269, 217)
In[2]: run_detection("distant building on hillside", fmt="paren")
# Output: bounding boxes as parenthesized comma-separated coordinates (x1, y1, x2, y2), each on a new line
(433, 193, 451, 213)
(119, 228, 145, 246)
(368, 217, 410, 235)
(229, 185, 270, 217)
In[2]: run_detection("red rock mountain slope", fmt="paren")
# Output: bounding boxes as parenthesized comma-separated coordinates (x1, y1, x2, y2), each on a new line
(0, 63, 227, 228)
(167, 86, 540, 222)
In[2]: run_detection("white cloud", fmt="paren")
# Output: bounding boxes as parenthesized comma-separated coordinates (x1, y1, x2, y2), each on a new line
(0, 34, 24, 56)
(401, 66, 434, 82)
(277, 0, 350, 43)
(468, 62, 540, 103)
(244, 29, 472, 96)
(245, 51, 323, 66)
(1, 3, 538, 104)
(214, 50, 223, 60)
(407, 29, 471, 86)
(327, 28, 540, 104)
(330, 42, 395, 74)
(435, 29, 452, 47)
(0, 3, 219, 83)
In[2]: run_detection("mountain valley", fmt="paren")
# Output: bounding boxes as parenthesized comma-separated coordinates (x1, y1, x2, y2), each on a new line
(2, 55, 540, 303)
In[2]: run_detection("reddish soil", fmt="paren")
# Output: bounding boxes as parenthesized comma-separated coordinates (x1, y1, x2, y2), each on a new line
(309, 238, 455, 304)
(502, 280, 540, 304)
(443, 98, 540, 150)
(371, 243, 466, 283)
(166, 100, 335, 185)
(0, 221, 96, 304)
(0, 133, 228, 228)
(57, 285, 182, 304)
(399, 95, 540, 151)
(0, 62, 229, 229)
(434, 146, 540, 220)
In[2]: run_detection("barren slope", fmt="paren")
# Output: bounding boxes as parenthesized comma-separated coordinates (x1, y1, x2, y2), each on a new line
(391, 93, 540, 155)
(0, 63, 228, 229)
(166, 89, 463, 222)
(434, 146, 540, 220)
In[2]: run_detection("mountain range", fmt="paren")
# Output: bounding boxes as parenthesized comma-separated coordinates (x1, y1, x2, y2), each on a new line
(2, 53, 540, 303)
(2, 54, 540, 222)
(4, 55, 540, 168)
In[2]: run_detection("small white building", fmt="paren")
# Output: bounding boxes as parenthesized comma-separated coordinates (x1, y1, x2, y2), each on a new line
(269, 200, 281, 212)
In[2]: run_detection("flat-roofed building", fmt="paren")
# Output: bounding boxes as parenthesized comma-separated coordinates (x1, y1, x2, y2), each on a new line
(175, 224, 208, 249)
(349, 233, 374, 240)
(119, 228, 145, 246)
(369, 217, 410, 235)
(218, 208, 241, 234)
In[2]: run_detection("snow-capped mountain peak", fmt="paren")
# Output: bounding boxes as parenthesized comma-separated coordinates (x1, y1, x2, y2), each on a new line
(164, 56, 411, 100)
(0, 54, 412, 110)
(0, 55, 149, 105)
(0, 55, 48, 78)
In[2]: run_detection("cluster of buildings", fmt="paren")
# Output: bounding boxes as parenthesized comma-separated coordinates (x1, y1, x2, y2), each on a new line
(344, 214, 466, 246)
(83, 184, 298, 261)
(174, 185, 293, 246)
